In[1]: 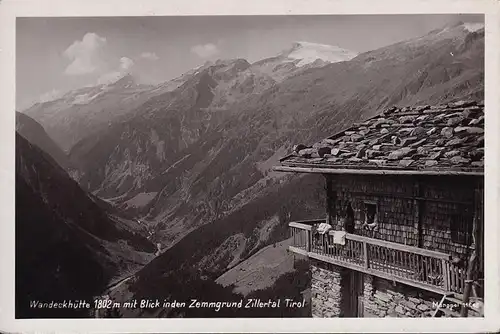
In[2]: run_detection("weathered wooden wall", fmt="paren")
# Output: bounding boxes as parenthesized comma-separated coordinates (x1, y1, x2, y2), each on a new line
(325, 174, 483, 263)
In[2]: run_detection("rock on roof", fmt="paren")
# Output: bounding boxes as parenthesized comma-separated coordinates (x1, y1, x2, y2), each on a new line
(279, 100, 484, 174)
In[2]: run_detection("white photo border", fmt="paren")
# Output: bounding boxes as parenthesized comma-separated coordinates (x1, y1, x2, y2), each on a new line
(1, 0, 498, 332)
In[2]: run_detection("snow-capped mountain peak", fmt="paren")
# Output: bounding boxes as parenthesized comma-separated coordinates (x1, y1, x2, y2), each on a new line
(281, 41, 358, 67)
(462, 22, 485, 33)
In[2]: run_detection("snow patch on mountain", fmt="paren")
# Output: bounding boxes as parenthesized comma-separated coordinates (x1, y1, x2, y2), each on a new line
(463, 22, 484, 33)
(72, 91, 104, 105)
(283, 41, 358, 67)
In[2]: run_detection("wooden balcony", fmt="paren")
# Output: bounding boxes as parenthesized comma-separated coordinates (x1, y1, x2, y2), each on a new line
(289, 220, 466, 296)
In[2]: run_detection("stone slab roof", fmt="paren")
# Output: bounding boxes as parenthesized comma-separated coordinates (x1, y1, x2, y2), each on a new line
(277, 100, 484, 175)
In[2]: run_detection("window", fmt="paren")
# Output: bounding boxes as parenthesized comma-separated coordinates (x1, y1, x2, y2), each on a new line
(450, 208, 473, 245)
(363, 201, 378, 230)
(365, 203, 377, 224)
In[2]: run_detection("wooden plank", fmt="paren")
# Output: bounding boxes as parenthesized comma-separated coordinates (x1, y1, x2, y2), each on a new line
(383, 248, 388, 273)
(416, 256, 422, 281)
(326, 176, 336, 226)
(339, 190, 473, 206)
(289, 222, 313, 230)
(290, 223, 452, 260)
(344, 232, 452, 259)
(450, 266, 456, 291)
(461, 181, 480, 317)
(288, 245, 309, 256)
(425, 257, 430, 282)
(307, 252, 449, 295)
(403, 252, 408, 272)
(476, 185, 484, 275)
(442, 259, 450, 291)
(273, 165, 484, 176)
(295, 218, 328, 224)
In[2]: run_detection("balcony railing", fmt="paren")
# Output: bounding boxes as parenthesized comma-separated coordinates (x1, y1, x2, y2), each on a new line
(289, 220, 466, 296)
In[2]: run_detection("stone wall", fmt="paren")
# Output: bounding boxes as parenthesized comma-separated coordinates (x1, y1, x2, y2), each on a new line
(362, 274, 482, 318)
(310, 260, 343, 317)
(310, 263, 483, 318)
(328, 174, 480, 261)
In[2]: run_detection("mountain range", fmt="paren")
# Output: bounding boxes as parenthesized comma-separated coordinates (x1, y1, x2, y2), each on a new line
(16, 21, 484, 317)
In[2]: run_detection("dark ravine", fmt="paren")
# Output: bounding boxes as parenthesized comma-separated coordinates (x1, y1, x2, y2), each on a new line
(15, 133, 156, 318)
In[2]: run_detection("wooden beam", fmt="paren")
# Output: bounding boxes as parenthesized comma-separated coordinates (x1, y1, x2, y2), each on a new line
(346, 190, 473, 206)
(289, 221, 320, 230)
(363, 241, 369, 269)
(325, 175, 337, 227)
(344, 233, 451, 260)
(461, 181, 483, 317)
(289, 222, 452, 260)
(289, 245, 308, 256)
(415, 178, 423, 248)
(475, 182, 484, 279)
(442, 259, 451, 292)
(460, 249, 477, 317)
(303, 251, 450, 296)
(272, 165, 483, 176)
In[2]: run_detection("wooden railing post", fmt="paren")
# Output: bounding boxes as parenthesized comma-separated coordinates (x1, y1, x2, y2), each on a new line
(306, 229, 311, 252)
(364, 241, 369, 269)
(442, 259, 450, 291)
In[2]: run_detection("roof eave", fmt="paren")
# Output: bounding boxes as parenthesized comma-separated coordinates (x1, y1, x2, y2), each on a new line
(272, 164, 484, 176)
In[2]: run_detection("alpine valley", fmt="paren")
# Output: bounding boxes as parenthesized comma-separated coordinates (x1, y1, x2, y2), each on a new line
(16, 22, 484, 318)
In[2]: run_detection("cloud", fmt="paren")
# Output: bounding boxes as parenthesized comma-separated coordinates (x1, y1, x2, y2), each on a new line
(120, 57, 134, 70)
(63, 32, 107, 75)
(191, 43, 220, 59)
(61, 33, 139, 87)
(39, 89, 62, 103)
(140, 52, 159, 61)
(97, 57, 135, 85)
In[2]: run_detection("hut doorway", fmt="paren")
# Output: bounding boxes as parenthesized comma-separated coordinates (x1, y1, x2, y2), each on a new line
(342, 270, 364, 317)
(345, 202, 355, 234)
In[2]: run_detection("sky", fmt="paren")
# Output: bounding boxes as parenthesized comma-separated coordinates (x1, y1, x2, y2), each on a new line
(16, 14, 484, 110)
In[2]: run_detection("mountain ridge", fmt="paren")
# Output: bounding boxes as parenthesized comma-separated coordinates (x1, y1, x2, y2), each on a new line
(62, 23, 483, 249)
(16, 111, 72, 170)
